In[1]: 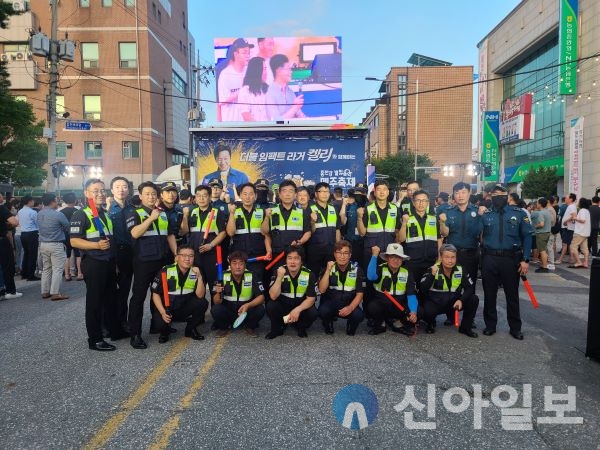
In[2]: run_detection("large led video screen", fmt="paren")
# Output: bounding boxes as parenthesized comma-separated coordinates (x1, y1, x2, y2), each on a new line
(214, 36, 342, 123)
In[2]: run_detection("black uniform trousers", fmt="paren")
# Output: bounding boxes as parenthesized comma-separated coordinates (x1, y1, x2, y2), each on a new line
(196, 250, 217, 297)
(305, 243, 334, 279)
(151, 296, 208, 336)
(0, 236, 16, 294)
(319, 298, 365, 327)
(266, 297, 318, 332)
(128, 258, 163, 336)
(421, 294, 479, 331)
(20, 230, 39, 279)
(457, 249, 480, 289)
(366, 294, 411, 327)
(81, 256, 118, 344)
(114, 245, 133, 330)
(211, 301, 265, 330)
(404, 260, 434, 307)
(481, 253, 522, 332)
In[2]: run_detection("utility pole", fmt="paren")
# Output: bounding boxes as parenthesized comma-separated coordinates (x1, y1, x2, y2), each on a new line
(48, 0, 59, 192)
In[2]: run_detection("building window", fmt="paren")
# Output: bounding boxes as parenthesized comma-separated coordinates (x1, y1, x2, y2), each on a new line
(83, 95, 101, 121)
(373, 114, 379, 128)
(157, 10, 161, 23)
(119, 42, 137, 68)
(56, 95, 65, 116)
(182, 11, 186, 29)
(124, 0, 135, 6)
(80, 0, 90, 7)
(122, 141, 140, 159)
(56, 141, 67, 159)
(152, 2, 156, 18)
(172, 71, 186, 94)
(81, 42, 99, 68)
(101, 0, 112, 6)
(14, 95, 27, 102)
(84, 141, 103, 159)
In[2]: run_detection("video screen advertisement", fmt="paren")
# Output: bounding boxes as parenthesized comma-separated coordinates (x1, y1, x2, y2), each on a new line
(196, 135, 364, 199)
(214, 36, 342, 123)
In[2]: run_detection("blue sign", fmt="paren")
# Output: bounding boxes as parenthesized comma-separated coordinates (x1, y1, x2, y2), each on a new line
(65, 121, 92, 131)
(332, 384, 378, 429)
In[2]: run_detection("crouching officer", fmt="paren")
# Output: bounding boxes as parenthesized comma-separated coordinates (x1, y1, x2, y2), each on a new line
(318, 240, 365, 336)
(211, 251, 266, 338)
(266, 246, 319, 339)
(366, 243, 418, 335)
(419, 244, 479, 337)
(150, 245, 208, 343)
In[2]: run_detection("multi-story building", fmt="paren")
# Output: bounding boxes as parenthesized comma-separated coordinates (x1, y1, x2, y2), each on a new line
(1, 0, 195, 192)
(361, 56, 473, 193)
(478, 0, 600, 197)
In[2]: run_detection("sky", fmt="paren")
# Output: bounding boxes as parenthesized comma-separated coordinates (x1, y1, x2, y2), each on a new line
(188, 0, 522, 127)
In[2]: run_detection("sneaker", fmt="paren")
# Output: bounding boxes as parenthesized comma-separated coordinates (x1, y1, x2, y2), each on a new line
(5, 292, 23, 299)
(535, 267, 550, 273)
(547, 264, 555, 271)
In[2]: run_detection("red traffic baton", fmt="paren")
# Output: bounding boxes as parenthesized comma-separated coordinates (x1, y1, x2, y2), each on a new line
(454, 309, 460, 327)
(216, 245, 223, 282)
(247, 255, 270, 263)
(520, 275, 539, 308)
(203, 209, 215, 242)
(161, 271, 171, 311)
(87, 198, 106, 238)
(383, 290, 406, 312)
(264, 251, 285, 271)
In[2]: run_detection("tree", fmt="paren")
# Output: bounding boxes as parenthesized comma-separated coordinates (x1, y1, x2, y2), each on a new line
(520, 166, 559, 199)
(0, 3, 47, 187)
(372, 152, 434, 188)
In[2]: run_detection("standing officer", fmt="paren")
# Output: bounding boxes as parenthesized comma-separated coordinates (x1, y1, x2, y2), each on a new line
(126, 181, 177, 349)
(481, 184, 533, 340)
(150, 245, 208, 343)
(158, 182, 183, 264)
(419, 244, 479, 338)
(261, 179, 311, 269)
(227, 183, 271, 281)
(306, 182, 340, 277)
(254, 178, 275, 209)
(211, 250, 266, 338)
(339, 184, 367, 265)
(69, 179, 119, 351)
(318, 240, 365, 336)
(265, 246, 318, 339)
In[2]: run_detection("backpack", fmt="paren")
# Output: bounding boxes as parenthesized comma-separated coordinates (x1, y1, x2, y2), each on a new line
(551, 208, 561, 234)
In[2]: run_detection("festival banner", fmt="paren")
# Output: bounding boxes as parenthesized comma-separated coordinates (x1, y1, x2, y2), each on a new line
(558, 0, 578, 95)
(481, 111, 500, 181)
(569, 117, 583, 198)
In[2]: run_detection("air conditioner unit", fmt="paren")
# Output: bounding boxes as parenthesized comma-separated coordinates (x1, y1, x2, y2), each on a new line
(84, 60, 98, 68)
(0, 53, 8, 62)
(15, 52, 25, 60)
(120, 60, 130, 68)
(12, 1, 25, 12)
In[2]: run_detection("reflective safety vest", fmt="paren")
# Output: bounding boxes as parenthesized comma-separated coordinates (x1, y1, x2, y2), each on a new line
(269, 205, 305, 251)
(164, 264, 198, 298)
(373, 264, 409, 296)
(189, 207, 219, 234)
(364, 203, 398, 249)
(135, 207, 169, 236)
(83, 207, 113, 240)
(280, 267, 311, 300)
(222, 270, 254, 302)
(309, 203, 337, 246)
(429, 265, 463, 293)
(233, 207, 264, 235)
(404, 213, 438, 244)
(328, 263, 359, 292)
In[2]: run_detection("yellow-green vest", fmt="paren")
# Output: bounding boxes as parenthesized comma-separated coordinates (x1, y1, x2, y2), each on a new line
(222, 270, 254, 302)
(429, 265, 463, 293)
(83, 207, 113, 239)
(190, 207, 219, 234)
(373, 264, 409, 295)
(164, 264, 198, 296)
(280, 267, 311, 300)
(135, 207, 168, 236)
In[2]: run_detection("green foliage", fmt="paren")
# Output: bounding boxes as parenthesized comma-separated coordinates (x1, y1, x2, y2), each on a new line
(371, 152, 434, 188)
(520, 166, 559, 199)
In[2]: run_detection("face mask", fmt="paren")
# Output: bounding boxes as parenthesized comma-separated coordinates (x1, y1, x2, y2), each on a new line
(256, 190, 268, 203)
(491, 195, 508, 210)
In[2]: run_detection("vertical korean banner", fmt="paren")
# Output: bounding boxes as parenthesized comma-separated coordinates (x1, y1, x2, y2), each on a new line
(569, 117, 583, 198)
(558, 0, 578, 95)
(481, 111, 500, 181)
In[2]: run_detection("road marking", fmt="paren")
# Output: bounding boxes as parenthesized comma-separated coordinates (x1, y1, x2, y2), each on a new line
(83, 338, 191, 450)
(148, 335, 230, 450)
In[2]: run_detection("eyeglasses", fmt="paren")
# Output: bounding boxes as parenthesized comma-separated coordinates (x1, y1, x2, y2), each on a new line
(335, 251, 351, 256)
(414, 199, 429, 203)
(88, 189, 106, 195)
(177, 253, 195, 259)
(317, 190, 330, 194)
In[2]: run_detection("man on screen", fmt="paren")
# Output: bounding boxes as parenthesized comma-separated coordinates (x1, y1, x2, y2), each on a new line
(201, 143, 249, 200)
(217, 38, 253, 122)
(266, 54, 306, 121)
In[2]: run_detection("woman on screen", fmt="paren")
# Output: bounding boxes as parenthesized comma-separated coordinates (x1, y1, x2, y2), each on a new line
(237, 56, 269, 122)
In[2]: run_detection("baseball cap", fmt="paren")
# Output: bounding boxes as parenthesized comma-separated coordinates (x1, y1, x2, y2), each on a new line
(255, 178, 270, 189)
(380, 243, 410, 260)
(161, 182, 178, 192)
(208, 178, 223, 188)
(491, 184, 508, 193)
(354, 183, 367, 194)
(230, 38, 254, 53)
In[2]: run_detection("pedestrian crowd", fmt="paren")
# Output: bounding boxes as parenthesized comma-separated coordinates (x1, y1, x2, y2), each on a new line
(1, 179, 598, 352)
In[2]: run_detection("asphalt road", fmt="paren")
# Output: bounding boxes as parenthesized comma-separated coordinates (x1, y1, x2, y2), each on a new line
(1, 262, 599, 449)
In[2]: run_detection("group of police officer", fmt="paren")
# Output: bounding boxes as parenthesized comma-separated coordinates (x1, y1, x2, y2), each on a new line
(68, 175, 533, 351)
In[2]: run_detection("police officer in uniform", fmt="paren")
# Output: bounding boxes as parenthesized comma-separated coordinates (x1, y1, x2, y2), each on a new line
(419, 244, 479, 337)
(366, 243, 418, 335)
(227, 183, 271, 281)
(150, 245, 208, 343)
(126, 181, 178, 349)
(266, 246, 319, 339)
(158, 182, 184, 264)
(261, 179, 312, 270)
(318, 240, 365, 336)
(339, 184, 367, 263)
(481, 184, 533, 340)
(254, 178, 275, 210)
(306, 182, 340, 277)
(70, 178, 120, 351)
(211, 250, 266, 338)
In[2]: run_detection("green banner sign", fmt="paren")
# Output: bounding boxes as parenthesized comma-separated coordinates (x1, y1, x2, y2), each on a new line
(481, 111, 499, 181)
(558, 0, 578, 95)
(504, 156, 565, 183)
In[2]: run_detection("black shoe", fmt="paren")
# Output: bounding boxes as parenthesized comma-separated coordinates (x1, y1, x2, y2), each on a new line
(459, 327, 478, 338)
(483, 328, 496, 336)
(366, 318, 377, 328)
(471, 323, 477, 329)
(27, 276, 41, 281)
(443, 319, 452, 326)
(265, 330, 283, 340)
(89, 340, 116, 351)
(158, 334, 169, 344)
(110, 329, 130, 341)
(510, 330, 524, 340)
(323, 321, 334, 334)
(368, 326, 386, 335)
(297, 328, 308, 338)
(400, 325, 415, 336)
(346, 322, 358, 336)
(185, 328, 205, 341)
(426, 324, 435, 334)
(130, 335, 147, 349)
(168, 326, 177, 334)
